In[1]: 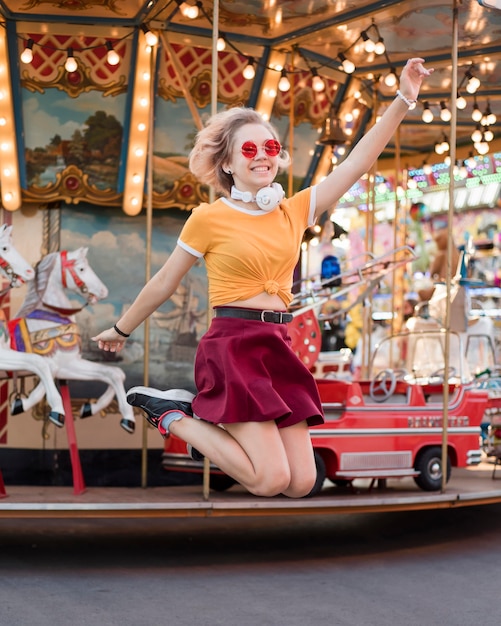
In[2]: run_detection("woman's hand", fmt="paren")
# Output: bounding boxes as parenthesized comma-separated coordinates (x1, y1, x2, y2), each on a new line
(399, 57, 434, 101)
(92, 328, 127, 353)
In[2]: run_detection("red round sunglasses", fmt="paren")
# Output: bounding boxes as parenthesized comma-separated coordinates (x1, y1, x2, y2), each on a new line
(240, 139, 281, 158)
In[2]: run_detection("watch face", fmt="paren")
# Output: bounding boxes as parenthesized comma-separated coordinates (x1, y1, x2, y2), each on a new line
(477, 0, 501, 8)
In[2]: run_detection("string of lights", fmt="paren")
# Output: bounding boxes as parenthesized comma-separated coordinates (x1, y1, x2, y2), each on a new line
(4, 0, 497, 159)
(8, 9, 486, 107)
(13, 25, 158, 70)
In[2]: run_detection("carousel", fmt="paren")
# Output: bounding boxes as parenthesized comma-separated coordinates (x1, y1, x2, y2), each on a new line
(2, 0, 501, 518)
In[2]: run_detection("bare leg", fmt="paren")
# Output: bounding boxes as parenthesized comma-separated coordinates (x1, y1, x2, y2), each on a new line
(277, 421, 317, 497)
(169, 418, 314, 498)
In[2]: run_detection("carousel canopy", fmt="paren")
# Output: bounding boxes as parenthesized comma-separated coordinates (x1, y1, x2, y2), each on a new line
(0, 0, 500, 213)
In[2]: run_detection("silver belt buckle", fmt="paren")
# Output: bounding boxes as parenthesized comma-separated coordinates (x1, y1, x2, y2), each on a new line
(260, 309, 276, 323)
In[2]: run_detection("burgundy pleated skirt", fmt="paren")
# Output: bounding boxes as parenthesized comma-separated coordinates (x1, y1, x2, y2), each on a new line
(192, 316, 324, 428)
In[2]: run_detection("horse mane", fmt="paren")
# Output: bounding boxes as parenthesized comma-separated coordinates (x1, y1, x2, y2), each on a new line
(15, 252, 59, 318)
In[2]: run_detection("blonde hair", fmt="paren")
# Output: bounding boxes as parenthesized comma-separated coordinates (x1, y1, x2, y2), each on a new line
(189, 107, 290, 196)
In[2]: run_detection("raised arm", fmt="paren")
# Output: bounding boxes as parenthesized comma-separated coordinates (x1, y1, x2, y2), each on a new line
(314, 58, 433, 219)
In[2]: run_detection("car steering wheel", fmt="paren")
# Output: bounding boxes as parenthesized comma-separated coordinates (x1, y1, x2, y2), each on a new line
(393, 368, 409, 380)
(369, 369, 397, 402)
(429, 366, 457, 382)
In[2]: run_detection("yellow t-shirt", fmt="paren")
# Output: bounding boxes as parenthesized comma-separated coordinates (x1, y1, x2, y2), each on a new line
(178, 186, 316, 307)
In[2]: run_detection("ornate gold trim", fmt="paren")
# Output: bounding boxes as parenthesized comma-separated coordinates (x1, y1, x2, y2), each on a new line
(24, 164, 122, 206)
(151, 172, 209, 211)
(23, 166, 209, 210)
(20, 0, 125, 14)
(21, 63, 127, 98)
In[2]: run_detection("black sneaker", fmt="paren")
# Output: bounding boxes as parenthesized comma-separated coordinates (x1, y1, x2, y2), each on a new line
(126, 386, 194, 436)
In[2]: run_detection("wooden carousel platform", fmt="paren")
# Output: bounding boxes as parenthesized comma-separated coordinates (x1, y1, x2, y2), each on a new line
(1, 462, 501, 520)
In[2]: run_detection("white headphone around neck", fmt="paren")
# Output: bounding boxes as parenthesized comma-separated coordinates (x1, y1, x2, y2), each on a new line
(231, 183, 284, 212)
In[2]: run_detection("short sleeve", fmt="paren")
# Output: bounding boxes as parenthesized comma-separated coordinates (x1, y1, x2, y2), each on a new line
(177, 203, 211, 257)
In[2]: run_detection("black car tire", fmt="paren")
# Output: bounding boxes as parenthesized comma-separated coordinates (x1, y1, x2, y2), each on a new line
(414, 446, 451, 491)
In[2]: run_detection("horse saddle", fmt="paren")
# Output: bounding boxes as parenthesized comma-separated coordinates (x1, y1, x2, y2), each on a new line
(9, 310, 81, 355)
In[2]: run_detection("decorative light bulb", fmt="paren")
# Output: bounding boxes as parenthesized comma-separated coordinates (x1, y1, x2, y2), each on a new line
(472, 104, 482, 122)
(475, 141, 489, 155)
(361, 31, 375, 53)
(180, 2, 199, 18)
(440, 101, 451, 122)
(340, 55, 355, 74)
(278, 70, 290, 92)
(471, 126, 483, 142)
(338, 53, 354, 74)
(243, 58, 255, 80)
(422, 103, 433, 123)
(374, 37, 385, 55)
(456, 92, 467, 109)
(106, 42, 120, 66)
(20, 39, 34, 64)
(65, 49, 78, 72)
(384, 69, 397, 87)
(141, 24, 158, 46)
(466, 74, 480, 94)
(311, 68, 325, 92)
(486, 104, 497, 125)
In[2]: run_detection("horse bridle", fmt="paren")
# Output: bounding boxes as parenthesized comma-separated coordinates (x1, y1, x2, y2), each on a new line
(41, 250, 91, 315)
(0, 251, 22, 293)
(60, 250, 89, 296)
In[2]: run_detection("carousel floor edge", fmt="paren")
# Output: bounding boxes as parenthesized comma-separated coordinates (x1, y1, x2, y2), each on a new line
(1, 465, 501, 519)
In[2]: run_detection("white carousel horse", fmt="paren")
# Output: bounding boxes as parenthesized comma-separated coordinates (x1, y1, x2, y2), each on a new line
(0, 224, 65, 426)
(9, 247, 136, 433)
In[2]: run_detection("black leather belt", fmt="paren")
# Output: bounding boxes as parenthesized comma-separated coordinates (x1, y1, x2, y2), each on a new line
(214, 307, 293, 324)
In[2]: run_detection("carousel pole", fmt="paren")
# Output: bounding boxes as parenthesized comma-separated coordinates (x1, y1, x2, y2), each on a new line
(441, 0, 459, 493)
(201, 0, 220, 502)
(288, 49, 295, 198)
(388, 125, 407, 377)
(141, 41, 158, 489)
(361, 85, 378, 379)
(159, 26, 209, 500)
(391, 126, 402, 337)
